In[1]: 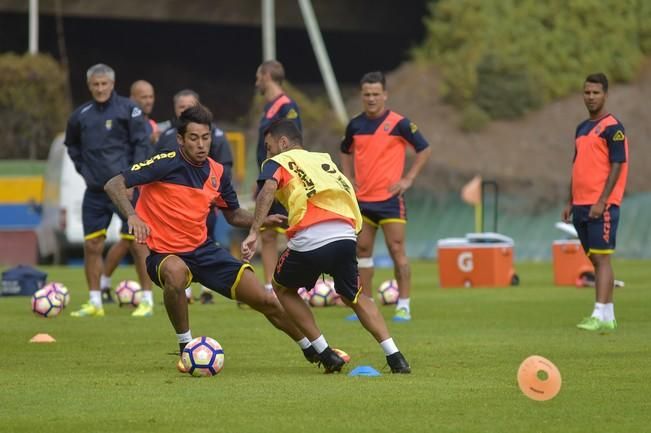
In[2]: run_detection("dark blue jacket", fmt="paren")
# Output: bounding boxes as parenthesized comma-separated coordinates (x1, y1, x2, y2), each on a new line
(155, 122, 234, 179)
(65, 92, 151, 191)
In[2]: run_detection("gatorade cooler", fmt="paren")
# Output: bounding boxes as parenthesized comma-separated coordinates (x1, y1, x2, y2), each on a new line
(437, 233, 516, 288)
(551, 239, 593, 286)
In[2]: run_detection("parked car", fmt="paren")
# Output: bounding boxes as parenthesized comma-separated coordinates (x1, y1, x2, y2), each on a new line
(36, 133, 121, 264)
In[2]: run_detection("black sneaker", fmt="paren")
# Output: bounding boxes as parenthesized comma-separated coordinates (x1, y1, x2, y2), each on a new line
(302, 346, 319, 364)
(199, 292, 214, 304)
(387, 352, 411, 374)
(101, 288, 115, 304)
(317, 347, 346, 373)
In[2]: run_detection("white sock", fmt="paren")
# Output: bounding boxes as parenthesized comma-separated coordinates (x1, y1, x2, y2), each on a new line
(604, 303, 615, 322)
(591, 302, 606, 320)
(176, 330, 193, 344)
(100, 275, 111, 290)
(89, 290, 102, 308)
(396, 298, 410, 312)
(142, 290, 153, 305)
(264, 283, 273, 292)
(310, 335, 328, 354)
(185, 287, 193, 299)
(380, 338, 399, 356)
(296, 337, 311, 350)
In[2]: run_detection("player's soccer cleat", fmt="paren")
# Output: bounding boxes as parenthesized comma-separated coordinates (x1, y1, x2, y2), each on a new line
(387, 351, 411, 374)
(101, 287, 115, 304)
(600, 319, 618, 331)
(176, 357, 189, 373)
(317, 347, 346, 373)
(576, 316, 612, 331)
(302, 346, 320, 364)
(392, 308, 411, 322)
(132, 301, 153, 317)
(70, 303, 105, 317)
(199, 292, 214, 304)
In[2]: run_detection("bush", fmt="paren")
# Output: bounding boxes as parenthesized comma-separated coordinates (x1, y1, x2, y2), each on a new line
(459, 104, 490, 132)
(0, 53, 70, 159)
(414, 0, 651, 119)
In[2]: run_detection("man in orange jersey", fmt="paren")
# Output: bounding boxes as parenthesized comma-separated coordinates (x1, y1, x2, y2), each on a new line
(340, 71, 431, 322)
(242, 120, 411, 373)
(562, 73, 629, 332)
(254, 60, 302, 293)
(105, 105, 321, 369)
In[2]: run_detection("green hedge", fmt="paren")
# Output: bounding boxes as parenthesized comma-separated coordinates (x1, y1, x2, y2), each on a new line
(0, 53, 70, 159)
(415, 0, 651, 123)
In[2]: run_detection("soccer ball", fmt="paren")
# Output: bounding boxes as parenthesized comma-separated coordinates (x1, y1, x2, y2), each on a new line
(180, 336, 225, 377)
(377, 279, 399, 305)
(309, 279, 336, 307)
(32, 287, 64, 318)
(115, 280, 143, 307)
(44, 282, 70, 307)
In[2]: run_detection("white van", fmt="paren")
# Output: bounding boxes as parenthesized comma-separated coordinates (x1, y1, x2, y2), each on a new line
(36, 133, 121, 264)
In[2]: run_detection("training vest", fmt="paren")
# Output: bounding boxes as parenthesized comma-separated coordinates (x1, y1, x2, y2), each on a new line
(573, 114, 628, 206)
(351, 111, 406, 202)
(269, 149, 362, 233)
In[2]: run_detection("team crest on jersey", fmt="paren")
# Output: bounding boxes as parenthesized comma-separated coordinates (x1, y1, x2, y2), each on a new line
(383, 122, 391, 132)
(612, 130, 625, 141)
(211, 176, 217, 188)
(105, 119, 112, 130)
(410, 122, 418, 133)
(594, 126, 601, 134)
(131, 107, 142, 118)
(286, 108, 298, 119)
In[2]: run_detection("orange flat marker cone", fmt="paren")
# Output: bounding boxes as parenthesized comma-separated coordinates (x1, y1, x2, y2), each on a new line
(29, 333, 56, 343)
(517, 355, 562, 401)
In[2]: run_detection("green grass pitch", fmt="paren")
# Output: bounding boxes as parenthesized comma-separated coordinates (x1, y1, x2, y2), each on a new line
(1, 260, 649, 433)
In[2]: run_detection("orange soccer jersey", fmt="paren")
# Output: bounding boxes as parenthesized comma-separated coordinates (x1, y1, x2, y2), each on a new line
(572, 113, 628, 206)
(123, 150, 239, 253)
(340, 110, 429, 202)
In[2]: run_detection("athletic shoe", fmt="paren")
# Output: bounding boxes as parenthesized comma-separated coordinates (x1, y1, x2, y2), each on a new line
(576, 316, 605, 331)
(199, 292, 214, 304)
(101, 288, 115, 304)
(317, 347, 346, 373)
(176, 358, 189, 373)
(393, 308, 411, 322)
(132, 301, 153, 317)
(600, 319, 618, 331)
(387, 351, 411, 374)
(70, 303, 105, 317)
(302, 346, 320, 364)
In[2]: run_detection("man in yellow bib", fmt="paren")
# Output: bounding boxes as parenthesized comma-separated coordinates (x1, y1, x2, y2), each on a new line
(241, 120, 410, 374)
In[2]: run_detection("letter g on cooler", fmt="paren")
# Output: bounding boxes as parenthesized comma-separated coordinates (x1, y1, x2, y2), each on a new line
(457, 251, 474, 273)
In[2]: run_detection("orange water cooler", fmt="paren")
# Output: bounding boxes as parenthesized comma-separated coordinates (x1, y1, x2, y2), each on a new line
(551, 239, 593, 286)
(437, 233, 516, 288)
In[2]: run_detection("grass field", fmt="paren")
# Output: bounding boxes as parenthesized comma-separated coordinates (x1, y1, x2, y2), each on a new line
(1, 260, 649, 433)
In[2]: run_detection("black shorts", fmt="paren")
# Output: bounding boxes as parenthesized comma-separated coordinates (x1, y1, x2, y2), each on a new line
(273, 239, 361, 303)
(359, 194, 407, 227)
(82, 188, 138, 241)
(146, 240, 252, 299)
(572, 204, 620, 255)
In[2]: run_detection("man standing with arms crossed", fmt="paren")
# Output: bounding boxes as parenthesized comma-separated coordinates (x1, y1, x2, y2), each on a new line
(254, 60, 302, 292)
(340, 71, 431, 322)
(65, 64, 153, 317)
(562, 73, 629, 332)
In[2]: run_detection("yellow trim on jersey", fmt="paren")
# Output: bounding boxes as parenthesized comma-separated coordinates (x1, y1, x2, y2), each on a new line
(230, 263, 254, 299)
(120, 233, 135, 241)
(271, 277, 289, 291)
(379, 218, 407, 226)
(362, 216, 379, 228)
(84, 229, 107, 240)
(587, 248, 614, 256)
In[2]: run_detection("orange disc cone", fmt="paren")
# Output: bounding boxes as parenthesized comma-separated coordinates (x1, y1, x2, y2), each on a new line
(517, 355, 562, 401)
(29, 333, 56, 343)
